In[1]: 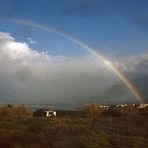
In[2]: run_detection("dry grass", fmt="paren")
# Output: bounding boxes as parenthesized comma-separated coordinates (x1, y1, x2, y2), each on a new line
(0, 105, 147, 147)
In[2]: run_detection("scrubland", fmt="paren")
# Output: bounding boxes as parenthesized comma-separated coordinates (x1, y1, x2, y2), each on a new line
(0, 104, 148, 148)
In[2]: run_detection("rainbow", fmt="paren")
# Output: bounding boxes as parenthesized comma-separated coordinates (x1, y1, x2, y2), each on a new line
(0, 19, 144, 103)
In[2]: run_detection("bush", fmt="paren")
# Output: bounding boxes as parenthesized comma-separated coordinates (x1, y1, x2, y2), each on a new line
(139, 107, 148, 115)
(33, 109, 46, 117)
(84, 103, 105, 119)
(0, 104, 32, 118)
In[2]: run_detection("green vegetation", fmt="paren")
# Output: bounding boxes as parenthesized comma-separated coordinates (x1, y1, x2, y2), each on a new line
(0, 104, 147, 147)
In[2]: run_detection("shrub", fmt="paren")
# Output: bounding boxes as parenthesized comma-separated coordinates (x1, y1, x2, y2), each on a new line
(0, 104, 32, 118)
(139, 107, 148, 115)
(84, 103, 105, 119)
(33, 109, 46, 117)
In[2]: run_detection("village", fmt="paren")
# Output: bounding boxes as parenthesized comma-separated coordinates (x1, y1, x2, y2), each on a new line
(32, 103, 148, 118)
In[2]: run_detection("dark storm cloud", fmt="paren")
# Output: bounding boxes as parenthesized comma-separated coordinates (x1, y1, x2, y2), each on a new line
(113, 53, 148, 79)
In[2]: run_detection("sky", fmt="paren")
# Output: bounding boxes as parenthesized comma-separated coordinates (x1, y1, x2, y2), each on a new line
(0, 0, 148, 55)
(0, 0, 148, 108)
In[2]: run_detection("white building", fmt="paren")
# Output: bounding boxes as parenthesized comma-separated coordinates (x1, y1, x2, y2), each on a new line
(138, 104, 148, 108)
(44, 110, 56, 117)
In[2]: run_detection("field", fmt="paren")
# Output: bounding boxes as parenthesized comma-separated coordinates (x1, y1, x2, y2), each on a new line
(0, 110, 148, 148)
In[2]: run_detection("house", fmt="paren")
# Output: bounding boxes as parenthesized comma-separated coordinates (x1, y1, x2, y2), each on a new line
(114, 104, 127, 108)
(137, 104, 148, 108)
(33, 108, 56, 117)
(99, 105, 109, 109)
(44, 110, 56, 117)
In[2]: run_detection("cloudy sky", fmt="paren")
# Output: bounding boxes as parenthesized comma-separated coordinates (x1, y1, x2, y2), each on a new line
(0, 0, 148, 108)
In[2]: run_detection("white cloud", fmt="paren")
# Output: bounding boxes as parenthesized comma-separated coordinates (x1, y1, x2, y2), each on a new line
(0, 32, 14, 41)
(0, 33, 51, 63)
(0, 31, 147, 107)
(26, 37, 37, 45)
